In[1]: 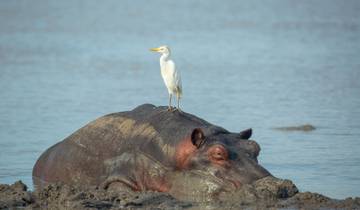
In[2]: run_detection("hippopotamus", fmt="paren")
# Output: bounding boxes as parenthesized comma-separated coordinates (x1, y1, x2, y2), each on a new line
(33, 104, 271, 201)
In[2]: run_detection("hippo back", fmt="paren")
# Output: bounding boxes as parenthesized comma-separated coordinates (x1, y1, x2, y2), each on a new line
(33, 104, 228, 187)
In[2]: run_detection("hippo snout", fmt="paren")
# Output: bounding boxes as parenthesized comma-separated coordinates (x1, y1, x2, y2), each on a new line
(247, 140, 261, 158)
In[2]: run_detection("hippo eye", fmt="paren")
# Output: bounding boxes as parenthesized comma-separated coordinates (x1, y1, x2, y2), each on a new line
(213, 152, 222, 159)
(208, 145, 228, 161)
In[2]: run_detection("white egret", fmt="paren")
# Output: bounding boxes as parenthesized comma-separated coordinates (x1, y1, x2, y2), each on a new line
(150, 45, 182, 111)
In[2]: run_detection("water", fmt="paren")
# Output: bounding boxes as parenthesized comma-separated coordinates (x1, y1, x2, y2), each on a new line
(0, 0, 359, 199)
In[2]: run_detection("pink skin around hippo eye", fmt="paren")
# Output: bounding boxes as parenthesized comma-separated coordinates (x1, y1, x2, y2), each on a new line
(207, 145, 229, 166)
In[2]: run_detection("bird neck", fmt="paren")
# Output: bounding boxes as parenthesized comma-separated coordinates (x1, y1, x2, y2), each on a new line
(160, 52, 170, 63)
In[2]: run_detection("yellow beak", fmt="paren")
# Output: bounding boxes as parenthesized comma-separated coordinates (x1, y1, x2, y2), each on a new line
(150, 47, 160, 52)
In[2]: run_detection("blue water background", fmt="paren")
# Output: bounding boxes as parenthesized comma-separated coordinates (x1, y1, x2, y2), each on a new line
(0, 0, 359, 199)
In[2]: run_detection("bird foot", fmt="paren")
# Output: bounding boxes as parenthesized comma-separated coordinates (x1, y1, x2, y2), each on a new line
(169, 107, 182, 113)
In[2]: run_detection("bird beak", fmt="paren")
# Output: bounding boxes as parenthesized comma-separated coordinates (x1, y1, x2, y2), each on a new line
(150, 47, 160, 52)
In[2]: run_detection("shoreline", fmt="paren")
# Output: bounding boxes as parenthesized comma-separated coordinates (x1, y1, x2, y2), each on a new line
(1, 179, 359, 210)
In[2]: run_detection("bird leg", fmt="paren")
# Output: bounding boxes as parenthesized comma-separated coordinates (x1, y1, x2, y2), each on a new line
(168, 94, 173, 111)
(176, 94, 182, 112)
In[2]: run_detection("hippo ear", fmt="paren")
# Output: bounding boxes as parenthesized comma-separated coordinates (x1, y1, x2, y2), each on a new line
(239, 128, 252, 140)
(191, 128, 205, 148)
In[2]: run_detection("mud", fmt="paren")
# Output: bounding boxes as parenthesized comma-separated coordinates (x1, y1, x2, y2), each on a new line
(1, 178, 359, 210)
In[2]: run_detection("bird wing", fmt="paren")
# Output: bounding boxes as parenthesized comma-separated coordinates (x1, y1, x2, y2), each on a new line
(166, 60, 180, 85)
(167, 60, 182, 96)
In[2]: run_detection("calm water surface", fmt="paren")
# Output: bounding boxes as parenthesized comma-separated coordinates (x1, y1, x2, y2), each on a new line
(0, 0, 359, 199)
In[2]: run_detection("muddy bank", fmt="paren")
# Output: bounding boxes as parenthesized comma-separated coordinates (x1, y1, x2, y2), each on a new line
(0, 180, 190, 210)
(1, 178, 359, 210)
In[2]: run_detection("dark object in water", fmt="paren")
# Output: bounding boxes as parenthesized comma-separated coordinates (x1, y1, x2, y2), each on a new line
(273, 124, 316, 132)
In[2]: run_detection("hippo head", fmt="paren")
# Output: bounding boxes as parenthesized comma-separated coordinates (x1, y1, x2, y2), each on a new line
(171, 128, 271, 201)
